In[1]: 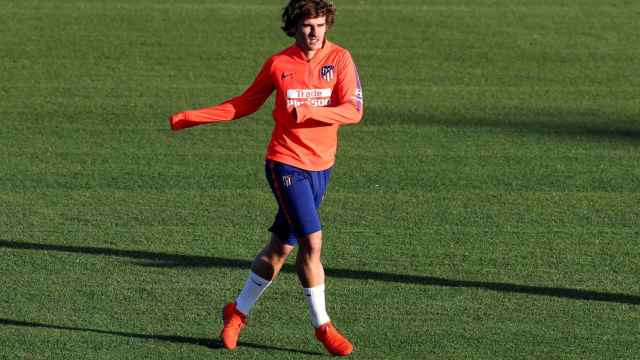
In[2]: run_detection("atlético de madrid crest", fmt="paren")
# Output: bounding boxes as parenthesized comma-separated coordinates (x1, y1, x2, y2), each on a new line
(320, 64, 335, 82)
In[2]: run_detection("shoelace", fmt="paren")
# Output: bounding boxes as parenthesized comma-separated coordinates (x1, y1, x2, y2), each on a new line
(319, 326, 338, 342)
(222, 308, 246, 330)
(227, 314, 246, 329)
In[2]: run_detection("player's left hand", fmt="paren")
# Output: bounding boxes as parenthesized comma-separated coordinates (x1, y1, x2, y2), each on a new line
(294, 103, 311, 124)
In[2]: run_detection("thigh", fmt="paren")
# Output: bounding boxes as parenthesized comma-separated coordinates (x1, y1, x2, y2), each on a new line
(265, 161, 322, 239)
(309, 166, 332, 209)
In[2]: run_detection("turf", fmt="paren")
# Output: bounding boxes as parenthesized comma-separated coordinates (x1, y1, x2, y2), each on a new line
(1, 0, 639, 359)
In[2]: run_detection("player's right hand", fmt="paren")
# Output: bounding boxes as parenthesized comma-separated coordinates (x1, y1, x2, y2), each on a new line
(168, 112, 186, 131)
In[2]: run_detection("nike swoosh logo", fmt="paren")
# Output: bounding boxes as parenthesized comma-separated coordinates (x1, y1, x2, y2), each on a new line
(281, 72, 293, 79)
(251, 279, 263, 287)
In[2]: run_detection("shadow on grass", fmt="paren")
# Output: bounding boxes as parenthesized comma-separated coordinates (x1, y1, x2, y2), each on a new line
(363, 105, 640, 143)
(0, 318, 322, 356)
(2, 239, 639, 306)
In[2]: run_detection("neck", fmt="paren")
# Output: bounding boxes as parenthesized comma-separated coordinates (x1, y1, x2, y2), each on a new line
(304, 49, 318, 61)
(297, 39, 326, 61)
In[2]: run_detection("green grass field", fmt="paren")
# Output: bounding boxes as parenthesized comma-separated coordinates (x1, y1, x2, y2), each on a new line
(1, 0, 639, 358)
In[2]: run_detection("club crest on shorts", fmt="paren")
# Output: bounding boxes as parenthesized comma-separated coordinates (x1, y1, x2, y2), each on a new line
(282, 175, 293, 187)
(320, 64, 335, 82)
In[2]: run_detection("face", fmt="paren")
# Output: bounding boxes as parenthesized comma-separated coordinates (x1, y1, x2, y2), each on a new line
(294, 16, 327, 53)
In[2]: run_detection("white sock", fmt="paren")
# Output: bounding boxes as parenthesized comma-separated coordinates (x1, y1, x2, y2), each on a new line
(304, 284, 331, 328)
(235, 272, 272, 315)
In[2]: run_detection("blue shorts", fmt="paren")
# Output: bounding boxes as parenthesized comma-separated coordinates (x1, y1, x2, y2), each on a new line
(265, 160, 332, 246)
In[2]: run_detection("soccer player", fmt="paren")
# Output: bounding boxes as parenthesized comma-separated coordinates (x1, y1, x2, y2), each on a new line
(169, 0, 363, 356)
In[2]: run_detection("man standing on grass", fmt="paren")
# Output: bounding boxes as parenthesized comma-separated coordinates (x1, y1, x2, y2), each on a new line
(169, 0, 363, 356)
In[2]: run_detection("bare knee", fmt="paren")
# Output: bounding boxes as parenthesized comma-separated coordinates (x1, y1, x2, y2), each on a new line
(267, 233, 295, 258)
(298, 231, 323, 260)
(252, 233, 295, 280)
(263, 234, 295, 265)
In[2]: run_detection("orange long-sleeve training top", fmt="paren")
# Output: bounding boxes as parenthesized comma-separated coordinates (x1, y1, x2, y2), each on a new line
(169, 40, 363, 171)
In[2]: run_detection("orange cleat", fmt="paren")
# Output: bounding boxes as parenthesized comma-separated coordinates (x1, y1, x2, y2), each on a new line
(219, 302, 247, 350)
(315, 321, 353, 356)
